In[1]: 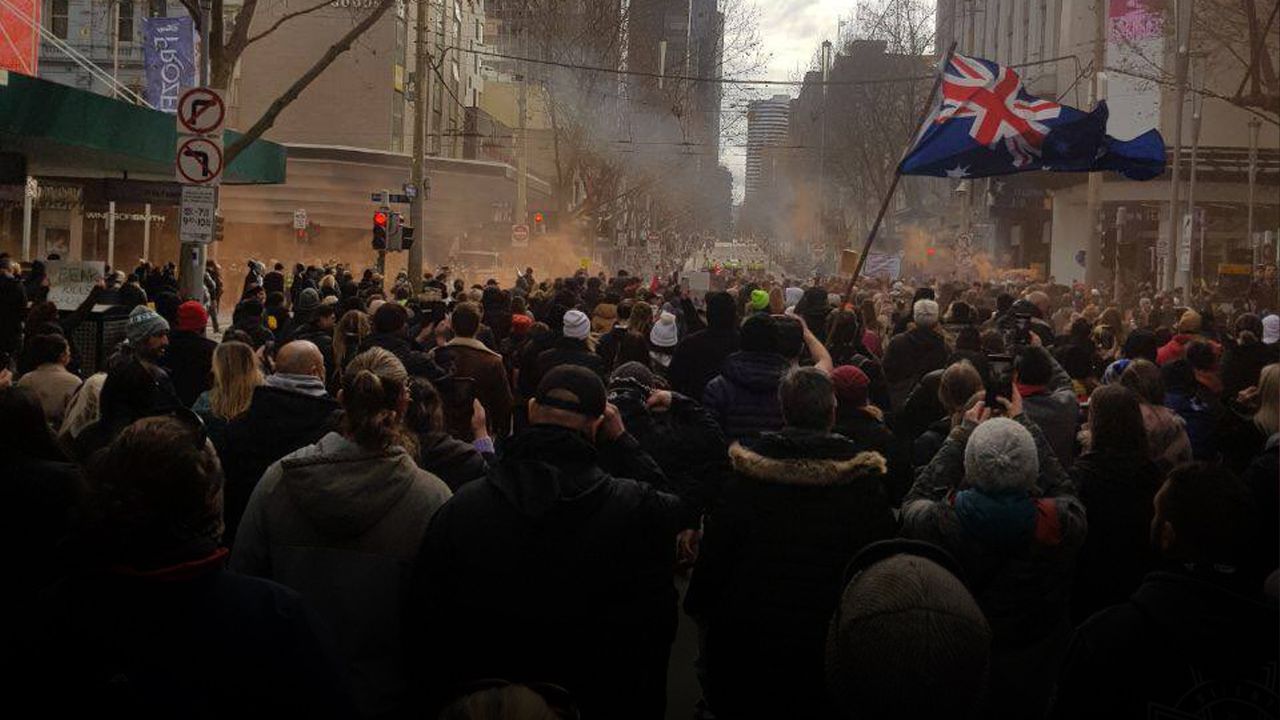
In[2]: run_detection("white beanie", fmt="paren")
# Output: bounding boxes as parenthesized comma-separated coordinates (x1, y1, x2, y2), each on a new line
(964, 417, 1038, 493)
(1263, 314, 1280, 345)
(913, 299, 940, 328)
(650, 311, 678, 348)
(563, 309, 590, 340)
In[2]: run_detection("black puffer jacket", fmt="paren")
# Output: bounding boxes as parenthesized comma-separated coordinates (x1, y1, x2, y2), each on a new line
(1070, 450, 1163, 623)
(219, 386, 339, 545)
(833, 406, 911, 506)
(882, 326, 949, 410)
(702, 351, 790, 442)
(360, 332, 443, 381)
(415, 425, 684, 719)
(685, 429, 896, 720)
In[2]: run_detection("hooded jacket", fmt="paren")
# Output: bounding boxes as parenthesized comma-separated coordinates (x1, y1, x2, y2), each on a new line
(702, 350, 790, 442)
(1019, 349, 1081, 468)
(159, 330, 216, 407)
(1052, 570, 1278, 719)
(414, 430, 489, 492)
(232, 431, 451, 719)
(685, 429, 896, 720)
(414, 424, 683, 719)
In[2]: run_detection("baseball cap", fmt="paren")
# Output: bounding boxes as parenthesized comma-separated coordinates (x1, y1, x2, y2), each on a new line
(536, 365, 607, 418)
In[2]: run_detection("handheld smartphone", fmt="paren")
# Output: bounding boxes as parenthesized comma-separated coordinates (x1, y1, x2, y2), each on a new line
(435, 376, 476, 440)
(986, 354, 1015, 412)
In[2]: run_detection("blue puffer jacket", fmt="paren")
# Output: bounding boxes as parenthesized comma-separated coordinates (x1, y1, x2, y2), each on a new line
(702, 351, 790, 443)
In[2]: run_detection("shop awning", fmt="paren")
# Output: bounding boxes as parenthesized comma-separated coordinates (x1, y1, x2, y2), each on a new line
(0, 70, 285, 184)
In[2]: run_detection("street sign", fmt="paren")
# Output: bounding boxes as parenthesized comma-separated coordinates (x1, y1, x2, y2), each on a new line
(294, 208, 308, 230)
(177, 88, 226, 135)
(403, 183, 418, 199)
(1177, 212, 1192, 274)
(370, 192, 411, 204)
(176, 135, 223, 185)
(512, 223, 530, 247)
(179, 185, 216, 244)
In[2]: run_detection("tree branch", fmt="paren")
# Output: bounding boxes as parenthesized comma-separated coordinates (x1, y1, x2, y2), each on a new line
(246, 0, 334, 45)
(224, 0, 395, 163)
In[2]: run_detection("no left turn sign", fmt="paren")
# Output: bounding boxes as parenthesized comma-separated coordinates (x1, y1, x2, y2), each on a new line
(177, 88, 226, 135)
(176, 136, 224, 185)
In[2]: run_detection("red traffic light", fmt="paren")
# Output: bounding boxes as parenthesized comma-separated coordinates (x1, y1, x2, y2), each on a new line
(926, 247, 937, 257)
(374, 211, 388, 227)
(533, 212, 544, 224)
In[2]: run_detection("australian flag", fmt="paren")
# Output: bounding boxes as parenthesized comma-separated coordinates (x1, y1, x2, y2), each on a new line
(900, 54, 1166, 181)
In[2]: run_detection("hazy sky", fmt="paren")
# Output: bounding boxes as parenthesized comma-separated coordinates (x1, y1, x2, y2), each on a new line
(724, 0, 847, 203)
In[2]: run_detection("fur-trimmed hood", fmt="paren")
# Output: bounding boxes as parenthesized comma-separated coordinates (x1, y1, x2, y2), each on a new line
(729, 435, 886, 486)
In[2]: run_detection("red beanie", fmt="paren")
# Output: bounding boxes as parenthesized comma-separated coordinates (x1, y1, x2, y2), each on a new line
(176, 300, 209, 333)
(510, 313, 533, 335)
(831, 365, 870, 407)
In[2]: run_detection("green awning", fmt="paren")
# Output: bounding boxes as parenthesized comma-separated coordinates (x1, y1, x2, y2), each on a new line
(0, 71, 285, 184)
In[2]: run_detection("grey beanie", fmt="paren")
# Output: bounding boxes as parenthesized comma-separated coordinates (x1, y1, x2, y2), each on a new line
(125, 304, 170, 345)
(964, 417, 1038, 493)
(650, 311, 678, 348)
(826, 553, 991, 719)
(562, 309, 590, 340)
(913, 298, 940, 327)
(296, 287, 321, 314)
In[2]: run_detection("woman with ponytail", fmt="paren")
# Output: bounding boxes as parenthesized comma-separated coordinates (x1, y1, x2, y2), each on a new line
(230, 346, 451, 718)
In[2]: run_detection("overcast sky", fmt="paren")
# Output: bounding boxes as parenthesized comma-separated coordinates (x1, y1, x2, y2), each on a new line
(724, 0, 848, 204)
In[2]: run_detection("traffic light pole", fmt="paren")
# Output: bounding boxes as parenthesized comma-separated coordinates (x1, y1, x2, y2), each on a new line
(178, 0, 215, 302)
(407, 0, 433, 293)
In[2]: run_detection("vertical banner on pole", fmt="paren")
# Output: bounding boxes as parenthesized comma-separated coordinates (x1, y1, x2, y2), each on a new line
(0, 0, 39, 76)
(143, 17, 196, 113)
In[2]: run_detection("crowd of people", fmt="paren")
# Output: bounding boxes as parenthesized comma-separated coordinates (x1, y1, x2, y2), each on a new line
(1, 250, 1277, 719)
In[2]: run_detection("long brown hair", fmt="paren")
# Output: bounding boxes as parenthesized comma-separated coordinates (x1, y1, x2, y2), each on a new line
(629, 301, 654, 339)
(333, 309, 372, 372)
(1255, 364, 1279, 436)
(209, 341, 262, 421)
(1088, 384, 1149, 458)
(341, 347, 410, 451)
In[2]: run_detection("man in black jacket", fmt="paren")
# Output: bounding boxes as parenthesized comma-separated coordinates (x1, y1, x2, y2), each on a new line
(686, 367, 896, 720)
(416, 366, 683, 719)
(667, 291, 739, 401)
(360, 302, 443, 381)
(218, 340, 339, 545)
(161, 301, 217, 407)
(882, 298, 949, 410)
(1053, 463, 1275, 718)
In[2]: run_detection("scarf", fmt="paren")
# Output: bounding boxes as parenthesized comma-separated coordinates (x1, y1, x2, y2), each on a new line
(1015, 381, 1047, 398)
(953, 489, 1036, 549)
(266, 372, 329, 398)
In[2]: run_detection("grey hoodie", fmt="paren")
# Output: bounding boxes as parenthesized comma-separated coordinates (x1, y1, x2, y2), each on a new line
(231, 431, 450, 718)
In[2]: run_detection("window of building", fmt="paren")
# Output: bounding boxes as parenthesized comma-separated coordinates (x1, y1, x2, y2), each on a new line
(49, 0, 69, 39)
(118, 0, 135, 42)
(148, 0, 165, 17)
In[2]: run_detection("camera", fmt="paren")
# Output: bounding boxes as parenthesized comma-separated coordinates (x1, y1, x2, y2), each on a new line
(985, 354, 1015, 412)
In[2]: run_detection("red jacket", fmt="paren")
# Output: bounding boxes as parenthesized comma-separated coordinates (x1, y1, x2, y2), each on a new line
(1156, 334, 1221, 366)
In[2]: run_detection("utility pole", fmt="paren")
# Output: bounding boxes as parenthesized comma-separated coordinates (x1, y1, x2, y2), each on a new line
(1187, 54, 1204, 293)
(1164, 0, 1192, 295)
(1247, 115, 1261, 278)
(178, 0, 215, 301)
(515, 25, 528, 231)
(1084, 0, 1107, 289)
(818, 40, 831, 255)
(408, 0, 432, 293)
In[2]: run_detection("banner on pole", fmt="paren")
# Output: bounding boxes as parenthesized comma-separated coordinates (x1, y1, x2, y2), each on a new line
(0, 0, 39, 76)
(860, 251, 903, 280)
(144, 17, 195, 113)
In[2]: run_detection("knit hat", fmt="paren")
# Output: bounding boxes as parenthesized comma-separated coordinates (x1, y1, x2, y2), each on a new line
(913, 299, 940, 328)
(562, 309, 590, 340)
(511, 313, 533, 335)
(296, 287, 321, 315)
(1176, 309, 1202, 334)
(126, 304, 169, 345)
(784, 287, 804, 308)
(826, 551, 991, 719)
(175, 300, 208, 333)
(964, 417, 1038, 493)
(831, 365, 871, 407)
(1264, 314, 1280, 345)
(611, 360, 657, 389)
(749, 289, 771, 311)
(650, 311, 679, 348)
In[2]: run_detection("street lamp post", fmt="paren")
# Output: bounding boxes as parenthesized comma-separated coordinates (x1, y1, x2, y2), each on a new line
(1164, 0, 1193, 296)
(1247, 116, 1261, 277)
(1187, 54, 1204, 294)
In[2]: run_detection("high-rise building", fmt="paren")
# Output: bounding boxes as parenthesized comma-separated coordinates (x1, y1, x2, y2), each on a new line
(744, 95, 790, 200)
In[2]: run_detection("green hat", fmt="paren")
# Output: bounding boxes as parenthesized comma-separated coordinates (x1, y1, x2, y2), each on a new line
(749, 289, 771, 311)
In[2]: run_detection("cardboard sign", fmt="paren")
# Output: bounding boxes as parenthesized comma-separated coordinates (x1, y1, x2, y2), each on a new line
(839, 249, 860, 276)
(687, 270, 711, 293)
(46, 260, 105, 310)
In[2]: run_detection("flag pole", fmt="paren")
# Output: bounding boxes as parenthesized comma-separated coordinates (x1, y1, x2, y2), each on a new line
(845, 41, 958, 298)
